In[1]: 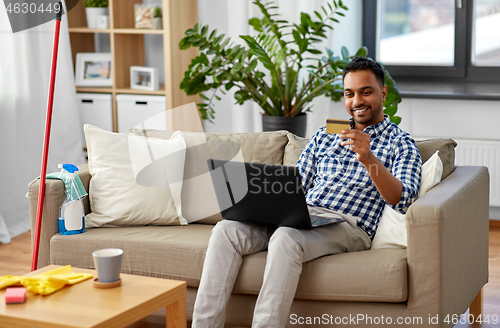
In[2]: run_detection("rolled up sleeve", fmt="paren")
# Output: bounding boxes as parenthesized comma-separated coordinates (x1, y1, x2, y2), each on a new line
(389, 134, 422, 214)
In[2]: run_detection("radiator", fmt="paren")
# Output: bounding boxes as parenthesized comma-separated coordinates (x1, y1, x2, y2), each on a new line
(453, 138, 500, 207)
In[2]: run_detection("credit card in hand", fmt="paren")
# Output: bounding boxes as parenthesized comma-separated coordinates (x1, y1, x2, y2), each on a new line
(326, 119, 351, 134)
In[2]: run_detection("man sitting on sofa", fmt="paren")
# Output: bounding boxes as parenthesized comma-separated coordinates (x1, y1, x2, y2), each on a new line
(192, 56, 422, 328)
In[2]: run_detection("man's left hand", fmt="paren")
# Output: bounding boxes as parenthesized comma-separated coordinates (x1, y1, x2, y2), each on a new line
(339, 130, 373, 163)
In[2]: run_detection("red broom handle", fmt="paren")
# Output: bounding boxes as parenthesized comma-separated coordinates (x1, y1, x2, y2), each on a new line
(31, 5, 62, 271)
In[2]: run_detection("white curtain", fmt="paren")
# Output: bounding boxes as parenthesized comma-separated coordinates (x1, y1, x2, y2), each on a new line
(0, 4, 85, 244)
(197, 0, 362, 137)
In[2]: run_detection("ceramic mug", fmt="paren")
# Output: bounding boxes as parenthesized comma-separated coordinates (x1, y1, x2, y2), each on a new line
(92, 248, 123, 283)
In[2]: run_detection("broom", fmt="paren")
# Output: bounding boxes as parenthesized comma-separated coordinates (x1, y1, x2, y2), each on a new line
(31, 1, 64, 271)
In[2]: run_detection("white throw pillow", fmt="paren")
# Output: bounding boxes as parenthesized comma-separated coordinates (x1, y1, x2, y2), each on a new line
(418, 150, 444, 197)
(371, 150, 443, 249)
(84, 124, 187, 227)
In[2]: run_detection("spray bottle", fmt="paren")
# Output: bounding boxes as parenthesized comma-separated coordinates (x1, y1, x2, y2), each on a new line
(58, 164, 85, 235)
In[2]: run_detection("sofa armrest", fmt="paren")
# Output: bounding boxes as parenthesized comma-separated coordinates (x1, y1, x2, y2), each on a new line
(406, 166, 489, 320)
(28, 164, 91, 269)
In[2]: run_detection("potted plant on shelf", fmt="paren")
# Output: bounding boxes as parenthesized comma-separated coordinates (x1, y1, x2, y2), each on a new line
(179, 0, 401, 137)
(152, 6, 163, 30)
(84, 0, 109, 29)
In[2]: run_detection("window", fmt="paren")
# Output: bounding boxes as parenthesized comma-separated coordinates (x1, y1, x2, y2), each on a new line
(472, 0, 500, 66)
(363, 0, 500, 82)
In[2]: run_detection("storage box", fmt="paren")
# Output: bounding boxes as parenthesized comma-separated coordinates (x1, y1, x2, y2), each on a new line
(116, 94, 167, 133)
(76, 93, 113, 145)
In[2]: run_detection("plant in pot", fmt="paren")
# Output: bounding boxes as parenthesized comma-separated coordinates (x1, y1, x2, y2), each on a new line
(152, 6, 163, 30)
(84, 0, 109, 29)
(179, 0, 401, 137)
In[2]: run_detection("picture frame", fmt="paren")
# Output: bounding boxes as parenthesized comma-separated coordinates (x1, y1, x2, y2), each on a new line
(134, 4, 155, 29)
(75, 53, 112, 87)
(130, 66, 159, 91)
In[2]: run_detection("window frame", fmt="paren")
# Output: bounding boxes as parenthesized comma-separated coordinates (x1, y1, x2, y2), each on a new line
(362, 0, 500, 83)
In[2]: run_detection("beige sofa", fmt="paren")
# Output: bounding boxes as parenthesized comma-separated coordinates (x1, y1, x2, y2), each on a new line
(28, 131, 489, 327)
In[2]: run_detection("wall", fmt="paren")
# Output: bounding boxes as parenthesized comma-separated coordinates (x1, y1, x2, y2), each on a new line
(398, 97, 500, 220)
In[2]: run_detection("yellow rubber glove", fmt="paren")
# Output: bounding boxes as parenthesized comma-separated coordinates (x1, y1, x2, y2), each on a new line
(18, 265, 93, 296)
(0, 276, 22, 290)
(36, 265, 77, 277)
(0, 267, 75, 291)
(20, 276, 67, 295)
(47, 272, 93, 285)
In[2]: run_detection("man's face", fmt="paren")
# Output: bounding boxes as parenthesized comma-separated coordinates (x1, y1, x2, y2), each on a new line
(343, 70, 387, 130)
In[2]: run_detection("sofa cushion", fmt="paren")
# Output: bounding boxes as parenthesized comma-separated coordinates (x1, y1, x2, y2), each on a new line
(205, 132, 288, 164)
(130, 130, 289, 224)
(234, 249, 407, 303)
(131, 130, 289, 164)
(84, 125, 187, 227)
(415, 138, 456, 179)
(50, 225, 408, 303)
(283, 133, 309, 166)
(50, 225, 212, 287)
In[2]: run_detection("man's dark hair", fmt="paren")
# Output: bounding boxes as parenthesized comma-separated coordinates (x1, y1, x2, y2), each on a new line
(342, 56, 385, 87)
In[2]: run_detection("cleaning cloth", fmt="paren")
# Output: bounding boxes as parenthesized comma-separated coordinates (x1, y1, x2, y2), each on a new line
(0, 265, 93, 296)
(27, 171, 87, 199)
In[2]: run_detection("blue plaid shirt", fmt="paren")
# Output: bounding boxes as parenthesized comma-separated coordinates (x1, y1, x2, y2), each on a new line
(297, 115, 422, 237)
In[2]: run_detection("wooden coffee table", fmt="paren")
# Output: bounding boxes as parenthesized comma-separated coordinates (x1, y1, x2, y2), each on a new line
(0, 265, 187, 328)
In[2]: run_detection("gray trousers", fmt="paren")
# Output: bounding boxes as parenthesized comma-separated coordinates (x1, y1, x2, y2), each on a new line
(192, 211, 371, 328)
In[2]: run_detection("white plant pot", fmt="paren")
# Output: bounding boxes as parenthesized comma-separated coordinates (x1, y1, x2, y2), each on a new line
(86, 7, 109, 29)
(152, 17, 162, 30)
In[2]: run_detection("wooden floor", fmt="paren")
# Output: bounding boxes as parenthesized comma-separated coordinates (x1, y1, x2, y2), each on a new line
(1, 227, 500, 328)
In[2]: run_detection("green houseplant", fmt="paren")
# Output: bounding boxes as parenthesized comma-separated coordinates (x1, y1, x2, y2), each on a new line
(153, 6, 163, 18)
(179, 0, 401, 135)
(152, 6, 163, 30)
(84, 0, 108, 7)
(84, 0, 109, 29)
